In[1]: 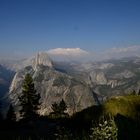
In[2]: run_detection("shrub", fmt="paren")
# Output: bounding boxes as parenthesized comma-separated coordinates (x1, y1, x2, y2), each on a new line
(90, 118, 118, 140)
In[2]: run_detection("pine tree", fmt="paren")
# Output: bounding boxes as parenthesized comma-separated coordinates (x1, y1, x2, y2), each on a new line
(50, 99, 68, 118)
(59, 99, 67, 114)
(51, 102, 60, 115)
(6, 104, 16, 122)
(18, 74, 40, 121)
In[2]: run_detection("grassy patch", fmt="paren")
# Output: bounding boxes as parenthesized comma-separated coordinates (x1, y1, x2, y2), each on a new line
(103, 95, 140, 120)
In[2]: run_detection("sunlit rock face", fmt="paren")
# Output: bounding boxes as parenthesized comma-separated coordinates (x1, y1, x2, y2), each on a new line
(32, 52, 53, 70)
(9, 52, 95, 117)
(89, 71, 107, 85)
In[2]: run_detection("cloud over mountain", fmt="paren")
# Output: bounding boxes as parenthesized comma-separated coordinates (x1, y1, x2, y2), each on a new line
(47, 48, 89, 56)
(102, 45, 140, 59)
(47, 48, 90, 61)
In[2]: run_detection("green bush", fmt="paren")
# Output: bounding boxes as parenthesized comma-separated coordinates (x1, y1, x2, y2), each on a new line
(90, 118, 118, 140)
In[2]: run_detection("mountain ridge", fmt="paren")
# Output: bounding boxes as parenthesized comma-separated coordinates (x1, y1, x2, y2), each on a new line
(1, 52, 140, 117)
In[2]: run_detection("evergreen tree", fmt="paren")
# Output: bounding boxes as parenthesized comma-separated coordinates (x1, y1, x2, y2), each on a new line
(18, 74, 40, 121)
(50, 99, 68, 118)
(59, 99, 67, 114)
(6, 104, 16, 122)
(51, 102, 60, 115)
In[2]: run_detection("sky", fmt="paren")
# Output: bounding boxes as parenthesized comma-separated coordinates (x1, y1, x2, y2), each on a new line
(0, 0, 140, 59)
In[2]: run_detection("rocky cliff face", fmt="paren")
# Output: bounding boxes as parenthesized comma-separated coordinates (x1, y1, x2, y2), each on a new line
(89, 70, 107, 85)
(9, 53, 95, 117)
(32, 52, 53, 70)
(0, 65, 15, 96)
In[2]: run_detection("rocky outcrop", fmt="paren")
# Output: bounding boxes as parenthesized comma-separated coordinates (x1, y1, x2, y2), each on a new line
(32, 52, 53, 70)
(107, 80, 125, 88)
(89, 71, 107, 85)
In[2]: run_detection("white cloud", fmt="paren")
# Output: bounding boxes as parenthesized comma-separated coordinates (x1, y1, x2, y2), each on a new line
(47, 48, 89, 56)
(47, 48, 91, 62)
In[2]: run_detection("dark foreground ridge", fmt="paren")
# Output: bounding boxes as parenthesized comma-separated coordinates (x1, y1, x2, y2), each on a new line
(0, 95, 140, 140)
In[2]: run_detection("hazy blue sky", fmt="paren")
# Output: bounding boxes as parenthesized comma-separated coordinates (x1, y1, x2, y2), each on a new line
(0, 0, 140, 58)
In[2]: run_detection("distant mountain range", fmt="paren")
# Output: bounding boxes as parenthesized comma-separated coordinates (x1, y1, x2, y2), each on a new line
(1, 52, 140, 116)
(54, 56, 140, 98)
